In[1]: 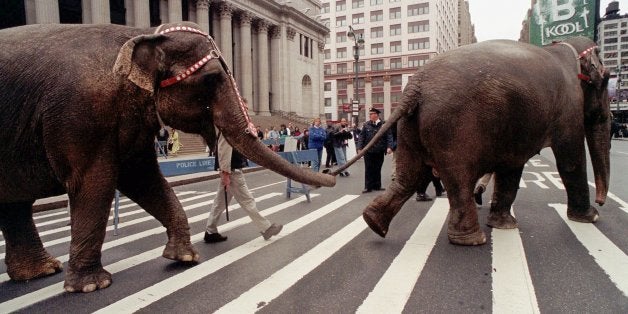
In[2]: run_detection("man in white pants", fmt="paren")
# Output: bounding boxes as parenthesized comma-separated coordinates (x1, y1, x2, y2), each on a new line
(204, 129, 282, 243)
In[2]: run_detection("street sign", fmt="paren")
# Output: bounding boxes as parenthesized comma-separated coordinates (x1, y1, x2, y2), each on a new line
(529, 0, 596, 46)
(352, 100, 359, 116)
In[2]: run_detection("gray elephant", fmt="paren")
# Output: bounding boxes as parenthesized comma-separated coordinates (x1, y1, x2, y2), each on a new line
(334, 36, 610, 245)
(0, 22, 335, 293)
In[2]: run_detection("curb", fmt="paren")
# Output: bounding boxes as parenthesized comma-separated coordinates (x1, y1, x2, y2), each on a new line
(32, 166, 266, 213)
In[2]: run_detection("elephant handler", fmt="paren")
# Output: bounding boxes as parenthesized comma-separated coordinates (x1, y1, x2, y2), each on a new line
(204, 128, 283, 243)
(357, 107, 394, 193)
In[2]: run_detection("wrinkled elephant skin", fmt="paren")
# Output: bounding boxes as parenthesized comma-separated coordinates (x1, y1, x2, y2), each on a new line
(337, 37, 610, 245)
(0, 22, 334, 292)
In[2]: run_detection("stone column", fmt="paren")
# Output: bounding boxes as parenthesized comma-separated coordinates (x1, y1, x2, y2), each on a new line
(168, 0, 182, 23)
(133, 0, 150, 28)
(239, 11, 254, 110)
(81, 0, 92, 24)
(196, 0, 211, 33)
(256, 20, 271, 116)
(90, 0, 110, 24)
(270, 26, 283, 113)
(383, 74, 392, 119)
(34, 0, 60, 24)
(217, 3, 233, 69)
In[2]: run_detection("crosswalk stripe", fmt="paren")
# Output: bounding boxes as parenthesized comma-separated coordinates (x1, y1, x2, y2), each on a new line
(0, 194, 319, 311)
(356, 198, 449, 313)
(216, 213, 367, 313)
(93, 195, 358, 314)
(491, 208, 540, 314)
(0, 193, 281, 283)
(550, 203, 628, 297)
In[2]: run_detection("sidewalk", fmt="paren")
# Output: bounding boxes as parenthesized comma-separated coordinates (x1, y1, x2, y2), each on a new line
(32, 153, 264, 212)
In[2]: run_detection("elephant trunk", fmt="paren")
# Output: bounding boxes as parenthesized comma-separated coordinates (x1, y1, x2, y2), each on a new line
(585, 120, 610, 205)
(213, 101, 335, 187)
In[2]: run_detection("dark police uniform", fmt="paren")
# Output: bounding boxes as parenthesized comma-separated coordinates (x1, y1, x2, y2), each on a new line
(358, 108, 393, 192)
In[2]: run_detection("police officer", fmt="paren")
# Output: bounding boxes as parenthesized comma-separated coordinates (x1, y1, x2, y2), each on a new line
(357, 108, 393, 193)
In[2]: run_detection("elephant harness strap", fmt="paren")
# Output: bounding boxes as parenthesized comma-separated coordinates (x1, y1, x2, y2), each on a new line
(556, 42, 599, 84)
(156, 26, 257, 137)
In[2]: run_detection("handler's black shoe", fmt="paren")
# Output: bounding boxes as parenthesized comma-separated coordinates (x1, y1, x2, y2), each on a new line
(204, 232, 227, 243)
(362, 189, 373, 193)
(416, 193, 432, 202)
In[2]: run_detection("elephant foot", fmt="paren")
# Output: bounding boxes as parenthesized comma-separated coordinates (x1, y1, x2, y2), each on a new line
(567, 206, 599, 223)
(64, 267, 111, 293)
(362, 205, 393, 238)
(448, 229, 487, 246)
(7, 253, 63, 281)
(162, 238, 200, 263)
(487, 211, 518, 229)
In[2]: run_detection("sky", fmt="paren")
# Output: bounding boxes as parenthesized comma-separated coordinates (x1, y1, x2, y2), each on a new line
(466, 0, 618, 42)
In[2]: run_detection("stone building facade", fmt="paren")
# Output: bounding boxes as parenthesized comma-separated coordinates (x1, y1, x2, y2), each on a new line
(1, 0, 329, 119)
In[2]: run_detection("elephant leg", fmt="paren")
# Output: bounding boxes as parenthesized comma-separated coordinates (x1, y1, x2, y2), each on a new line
(64, 174, 116, 293)
(552, 143, 598, 223)
(439, 168, 486, 246)
(486, 167, 523, 229)
(117, 156, 199, 263)
(0, 202, 63, 281)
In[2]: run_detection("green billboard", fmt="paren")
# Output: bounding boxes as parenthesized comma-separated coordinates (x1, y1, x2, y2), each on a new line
(530, 0, 597, 46)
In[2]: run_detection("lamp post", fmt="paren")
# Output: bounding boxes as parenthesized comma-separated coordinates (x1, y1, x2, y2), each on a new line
(617, 65, 622, 113)
(347, 25, 364, 126)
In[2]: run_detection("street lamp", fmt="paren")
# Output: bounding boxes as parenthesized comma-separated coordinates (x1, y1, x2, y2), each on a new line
(617, 65, 622, 113)
(347, 25, 364, 126)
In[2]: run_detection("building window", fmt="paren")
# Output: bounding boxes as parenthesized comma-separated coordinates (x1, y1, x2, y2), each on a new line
(337, 63, 348, 74)
(408, 55, 429, 67)
(324, 65, 332, 75)
(371, 26, 383, 38)
(372, 76, 384, 87)
(336, 32, 347, 43)
(408, 3, 429, 16)
(390, 57, 402, 69)
(337, 79, 348, 90)
(389, 7, 401, 19)
(352, 13, 364, 25)
(372, 60, 384, 71)
(391, 91, 402, 104)
(352, 0, 364, 9)
(336, 1, 346, 12)
(390, 41, 402, 53)
(325, 97, 332, 107)
(391, 74, 402, 86)
(358, 61, 366, 72)
(370, 10, 383, 22)
(325, 49, 331, 59)
(371, 43, 384, 55)
(337, 47, 347, 58)
(408, 20, 429, 33)
(324, 82, 332, 91)
(604, 23, 618, 30)
(372, 92, 384, 103)
(357, 78, 365, 88)
(390, 0, 401, 2)
(322, 3, 330, 13)
(371, 0, 383, 5)
(325, 34, 330, 44)
(336, 16, 346, 27)
(409, 38, 429, 50)
(390, 24, 401, 36)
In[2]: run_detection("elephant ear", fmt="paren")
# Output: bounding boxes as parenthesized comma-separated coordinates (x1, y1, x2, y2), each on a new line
(113, 34, 165, 93)
(581, 47, 610, 90)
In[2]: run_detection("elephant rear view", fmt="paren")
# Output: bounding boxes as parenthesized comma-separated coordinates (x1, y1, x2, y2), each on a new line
(0, 22, 334, 293)
(336, 37, 611, 245)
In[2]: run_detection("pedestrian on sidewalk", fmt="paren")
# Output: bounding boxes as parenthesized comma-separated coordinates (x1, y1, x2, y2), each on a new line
(332, 117, 352, 176)
(204, 128, 282, 243)
(308, 117, 327, 172)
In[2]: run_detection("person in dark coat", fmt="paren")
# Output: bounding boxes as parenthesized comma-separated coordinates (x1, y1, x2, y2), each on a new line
(324, 120, 337, 168)
(357, 108, 393, 193)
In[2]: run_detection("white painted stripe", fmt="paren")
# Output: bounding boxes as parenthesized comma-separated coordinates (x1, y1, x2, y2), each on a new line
(33, 210, 68, 221)
(0, 194, 319, 311)
(587, 181, 628, 214)
(491, 208, 540, 314)
(0, 192, 282, 283)
(550, 203, 628, 297)
(356, 198, 449, 313)
(93, 195, 358, 314)
(216, 215, 366, 313)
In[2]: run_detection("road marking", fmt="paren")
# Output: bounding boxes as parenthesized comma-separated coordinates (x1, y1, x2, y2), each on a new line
(93, 195, 358, 314)
(491, 208, 540, 314)
(356, 198, 449, 313)
(587, 181, 628, 214)
(216, 214, 367, 313)
(0, 194, 319, 311)
(550, 203, 628, 297)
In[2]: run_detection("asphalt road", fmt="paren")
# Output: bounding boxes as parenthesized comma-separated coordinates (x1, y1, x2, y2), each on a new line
(1, 141, 627, 313)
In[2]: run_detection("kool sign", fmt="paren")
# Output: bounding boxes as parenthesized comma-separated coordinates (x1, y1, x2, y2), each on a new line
(530, 0, 597, 46)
